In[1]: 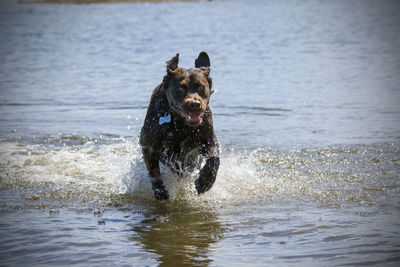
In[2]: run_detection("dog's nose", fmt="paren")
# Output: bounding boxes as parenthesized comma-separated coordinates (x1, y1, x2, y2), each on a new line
(188, 100, 201, 110)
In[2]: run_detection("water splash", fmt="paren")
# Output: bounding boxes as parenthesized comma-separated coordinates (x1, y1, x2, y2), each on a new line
(1, 137, 399, 210)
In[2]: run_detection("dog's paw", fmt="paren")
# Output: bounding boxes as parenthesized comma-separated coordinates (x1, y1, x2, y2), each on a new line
(152, 179, 169, 200)
(154, 188, 169, 200)
(195, 176, 215, 195)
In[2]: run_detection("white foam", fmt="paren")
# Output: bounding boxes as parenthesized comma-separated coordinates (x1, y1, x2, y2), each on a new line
(0, 139, 136, 195)
(1, 139, 395, 208)
(0, 139, 269, 204)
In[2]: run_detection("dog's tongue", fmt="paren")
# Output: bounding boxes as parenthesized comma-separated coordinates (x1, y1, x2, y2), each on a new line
(187, 113, 202, 122)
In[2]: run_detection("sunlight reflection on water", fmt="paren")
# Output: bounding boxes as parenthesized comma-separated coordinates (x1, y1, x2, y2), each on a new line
(0, 0, 400, 265)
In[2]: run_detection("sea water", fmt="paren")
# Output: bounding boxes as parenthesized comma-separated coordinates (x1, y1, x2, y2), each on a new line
(1, 0, 400, 265)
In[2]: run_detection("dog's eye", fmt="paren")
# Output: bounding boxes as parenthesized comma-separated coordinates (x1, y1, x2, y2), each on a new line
(198, 86, 209, 97)
(177, 87, 187, 96)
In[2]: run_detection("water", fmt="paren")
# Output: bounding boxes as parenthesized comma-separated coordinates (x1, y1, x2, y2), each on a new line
(1, 0, 400, 265)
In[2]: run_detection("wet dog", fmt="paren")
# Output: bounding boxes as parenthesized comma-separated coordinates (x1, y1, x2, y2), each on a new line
(140, 52, 219, 200)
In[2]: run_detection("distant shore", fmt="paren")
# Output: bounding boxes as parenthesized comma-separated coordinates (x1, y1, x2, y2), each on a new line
(30, 0, 212, 3)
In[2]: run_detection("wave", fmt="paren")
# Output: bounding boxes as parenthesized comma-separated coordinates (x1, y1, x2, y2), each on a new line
(0, 137, 398, 209)
(214, 105, 292, 117)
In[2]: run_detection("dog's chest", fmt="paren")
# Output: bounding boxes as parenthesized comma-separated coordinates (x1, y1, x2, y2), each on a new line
(159, 125, 204, 171)
(158, 118, 202, 152)
(162, 127, 202, 151)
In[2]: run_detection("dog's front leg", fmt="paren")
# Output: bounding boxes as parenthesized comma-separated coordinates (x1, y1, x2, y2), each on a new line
(195, 155, 220, 195)
(142, 146, 169, 200)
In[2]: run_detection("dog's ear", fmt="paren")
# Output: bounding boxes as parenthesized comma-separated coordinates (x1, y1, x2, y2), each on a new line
(207, 76, 213, 93)
(196, 52, 212, 90)
(195, 51, 210, 68)
(166, 53, 179, 73)
(163, 53, 179, 88)
(199, 67, 213, 92)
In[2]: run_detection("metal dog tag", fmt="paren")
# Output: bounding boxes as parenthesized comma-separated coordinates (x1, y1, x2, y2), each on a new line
(159, 114, 171, 125)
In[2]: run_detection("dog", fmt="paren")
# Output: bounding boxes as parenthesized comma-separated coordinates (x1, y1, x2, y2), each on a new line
(140, 52, 220, 200)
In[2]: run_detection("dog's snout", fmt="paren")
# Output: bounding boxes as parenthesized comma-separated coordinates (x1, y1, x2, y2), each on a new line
(183, 98, 202, 112)
(188, 100, 201, 110)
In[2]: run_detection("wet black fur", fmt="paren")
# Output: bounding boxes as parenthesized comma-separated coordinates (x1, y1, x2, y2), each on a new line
(140, 52, 219, 200)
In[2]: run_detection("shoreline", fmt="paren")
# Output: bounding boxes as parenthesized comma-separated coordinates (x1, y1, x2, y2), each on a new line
(28, 0, 213, 3)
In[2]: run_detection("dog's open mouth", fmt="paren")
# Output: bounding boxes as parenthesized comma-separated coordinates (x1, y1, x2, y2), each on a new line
(173, 105, 204, 127)
(186, 112, 203, 126)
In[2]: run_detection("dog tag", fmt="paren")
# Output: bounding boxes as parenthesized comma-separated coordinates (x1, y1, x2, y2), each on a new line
(159, 114, 171, 125)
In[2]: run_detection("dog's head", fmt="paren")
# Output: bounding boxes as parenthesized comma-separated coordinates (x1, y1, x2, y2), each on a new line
(163, 52, 213, 128)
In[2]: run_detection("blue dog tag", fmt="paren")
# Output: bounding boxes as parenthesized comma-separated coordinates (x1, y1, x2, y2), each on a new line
(159, 114, 171, 125)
